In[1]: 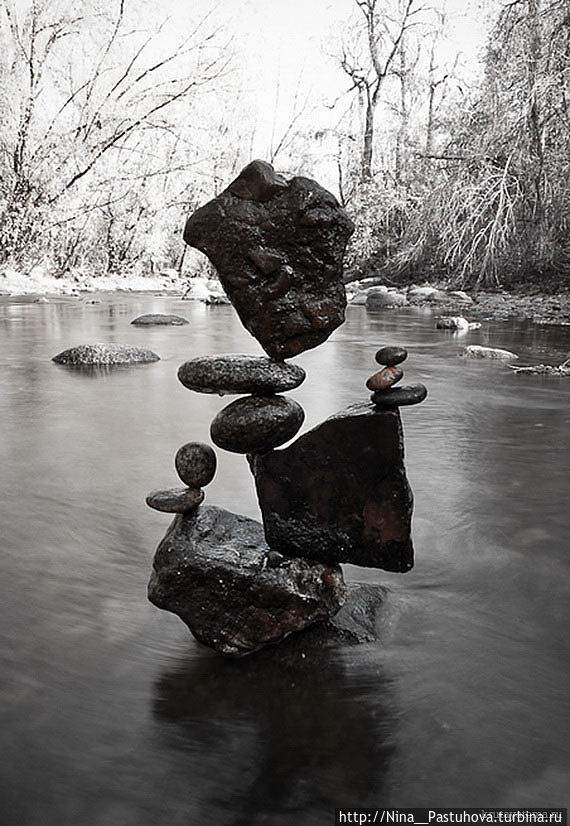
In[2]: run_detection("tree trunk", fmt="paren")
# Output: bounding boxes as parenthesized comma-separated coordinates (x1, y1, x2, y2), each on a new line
(362, 89, 374, 181)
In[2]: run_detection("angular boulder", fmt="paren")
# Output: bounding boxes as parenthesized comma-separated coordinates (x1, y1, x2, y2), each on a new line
(248, 403, 414, 571)
(147, 505, 346, 655)
(183, 160, 354, 359)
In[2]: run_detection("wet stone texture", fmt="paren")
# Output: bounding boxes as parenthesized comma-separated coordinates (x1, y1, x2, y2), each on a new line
(178, 354, 305, 396)
(210, 395, 305, 454)
(174, 442, 217, 488)
(147, 505, 347, 656)
(146, 487, 204, 513)
(52, 343, 160, 365)
(131, 314, 188, 326)
(183, 160, 355, 359)
(371, 383, 428, 408)
(248, 403, 414, 572)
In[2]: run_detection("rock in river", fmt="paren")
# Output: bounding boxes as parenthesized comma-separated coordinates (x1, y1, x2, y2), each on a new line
(461, 345, 518, 360)
(178, 354, 305, 396)
(175, 442, 217, 488)
(52, 343, 160, 366)
(147, 505, 346, 655)
(210, 395, 305, 453)
(248, 403, 414, 571)
(183, 160, 354, 360)
(131, 314, 188, 326)
(375, 346, 408, 367)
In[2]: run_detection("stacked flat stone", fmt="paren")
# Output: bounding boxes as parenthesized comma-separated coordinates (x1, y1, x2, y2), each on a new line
(367, 346, 428, 408)
(178, 354, 306, 454)
(146, 441, 217, 514)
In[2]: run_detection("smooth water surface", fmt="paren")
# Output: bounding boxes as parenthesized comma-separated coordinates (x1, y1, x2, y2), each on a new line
(1, 293, 569, 824)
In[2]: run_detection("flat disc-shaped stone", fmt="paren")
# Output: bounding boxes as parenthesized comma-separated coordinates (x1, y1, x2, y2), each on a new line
(175, 442, 217, 487)
(210, 395, 305, 453)
(146, 487, 204, 513)
(178, 354, 305, 396)
(371, 383, 428, 408)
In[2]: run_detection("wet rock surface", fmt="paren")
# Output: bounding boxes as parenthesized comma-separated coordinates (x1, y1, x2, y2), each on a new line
(366, 366, 403, 391)
(366, 290, 408, 309)
(211, 395, 305, 453)
(248, 403, 414, 571)
(371, 383, 428, 408)
(146, 487, 204, 513)
(131, 314, 188, 326)
(375, 346, 408, 367)
(178, 354, 305, 396)
(461, 345, 518, 360)
(183, 160, 354, 359)
(147, 505, 347, 655)
(175, 442, 217, 488)
(52, 343, 160, 365)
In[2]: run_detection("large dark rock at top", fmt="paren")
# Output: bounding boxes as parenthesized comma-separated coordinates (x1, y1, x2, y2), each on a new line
(183, 160, 355, 359)
(248, 403, 414, 571)
(147, 505, 346, 655)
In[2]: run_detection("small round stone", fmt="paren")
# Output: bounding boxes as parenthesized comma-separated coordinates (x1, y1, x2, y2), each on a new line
(265, 550, 286, 568)
(210, 395, 305, 454)
(375, 346, 408, 367)
(366, 366, 403, 392)
(131, 314, 188, 326)
(178, 354, 305, 396)
(146, 487, 204, 513)
(371, 383, 428, 408)
(175, 442, 217, 487)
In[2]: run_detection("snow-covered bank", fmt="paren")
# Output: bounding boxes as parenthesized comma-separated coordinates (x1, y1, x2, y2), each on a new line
(0, 266, 184, 297)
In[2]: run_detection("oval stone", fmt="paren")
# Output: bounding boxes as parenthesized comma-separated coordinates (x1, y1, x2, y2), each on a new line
(52, 344, 160, 365)
(131, 314, 188, 326)
(210, 395, 305, 453)
(371, 383, 428, 408)
(375, 346, 408, 367)
(366, 366, 403, 391)
(146, 487, 204, 513)
(178, 354, 306, 396)
(175, 442, 217, 487)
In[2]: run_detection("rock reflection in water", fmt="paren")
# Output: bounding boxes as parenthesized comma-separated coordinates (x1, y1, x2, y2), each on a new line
(153, 628, 395, 825)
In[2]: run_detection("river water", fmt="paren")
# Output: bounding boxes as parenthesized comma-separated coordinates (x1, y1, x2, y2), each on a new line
(0, 293, 568, 825)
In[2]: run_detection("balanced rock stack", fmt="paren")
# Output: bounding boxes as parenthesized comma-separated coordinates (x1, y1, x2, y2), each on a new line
(146, 159, 428, 656)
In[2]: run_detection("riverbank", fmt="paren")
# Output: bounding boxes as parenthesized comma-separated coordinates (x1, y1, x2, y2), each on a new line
(2, 266, 570, 327)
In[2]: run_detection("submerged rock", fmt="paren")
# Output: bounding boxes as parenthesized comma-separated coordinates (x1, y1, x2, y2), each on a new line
(248, 403, 414, 571)
(183, 160, 354, 359)
(131, 314, 188, 326)
(436, 316, 481, 331)
(52, 343, 160, 365)
(178, 354, 305, 396)
(147, 505, 346, 655)
(210, 395, 305, 453)
(461, 345, 518, 360)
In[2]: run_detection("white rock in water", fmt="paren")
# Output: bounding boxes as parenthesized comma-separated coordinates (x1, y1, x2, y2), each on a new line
(461, 345, 518, 360)
(437, 316, 481, 331)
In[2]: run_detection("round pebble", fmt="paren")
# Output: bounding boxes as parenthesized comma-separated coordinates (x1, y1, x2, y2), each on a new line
(175, 442, 217, 487)
(371, 383, 428, 408)
(366, 366, 403, 391)
(146, 487, 204, 513)
(210, 395, 305, 454)
(375, 346, 408, 367)
(178, 354, 305, 396)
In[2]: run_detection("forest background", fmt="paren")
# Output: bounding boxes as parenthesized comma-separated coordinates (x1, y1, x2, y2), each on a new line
(1, 0, 569, 292)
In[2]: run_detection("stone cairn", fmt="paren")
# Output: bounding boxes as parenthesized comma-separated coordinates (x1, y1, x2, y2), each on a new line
(146, 160, 428, 656)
